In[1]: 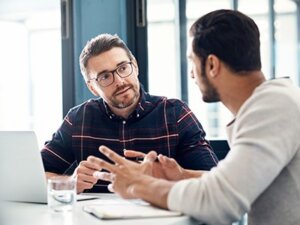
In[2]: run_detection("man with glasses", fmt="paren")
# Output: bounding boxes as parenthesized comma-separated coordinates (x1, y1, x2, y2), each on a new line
(41, 33, 218, 193)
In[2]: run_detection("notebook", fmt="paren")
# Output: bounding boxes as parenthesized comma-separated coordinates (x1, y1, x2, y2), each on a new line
(0, 131, 98, 203)
(83, 198, 182, 219)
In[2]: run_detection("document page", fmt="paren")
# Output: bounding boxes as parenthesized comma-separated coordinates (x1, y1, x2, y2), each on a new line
(83, 198, 182, 219)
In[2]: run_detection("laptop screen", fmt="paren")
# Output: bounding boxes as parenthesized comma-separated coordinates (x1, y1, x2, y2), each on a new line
(0, 131, 47, 203)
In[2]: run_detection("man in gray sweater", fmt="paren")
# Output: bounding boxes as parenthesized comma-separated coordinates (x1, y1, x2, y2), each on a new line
(87, 9, 300, 225)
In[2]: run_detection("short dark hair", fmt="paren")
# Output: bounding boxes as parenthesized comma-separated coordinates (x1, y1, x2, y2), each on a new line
(79, 33, 134, 80)
(189, 9, 261, 74)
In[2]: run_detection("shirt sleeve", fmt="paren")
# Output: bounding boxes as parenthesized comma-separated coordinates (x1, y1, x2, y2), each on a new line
(174, 100, 218, 170)
(167, 89, 300, 224)
(41, 110, 75, 174)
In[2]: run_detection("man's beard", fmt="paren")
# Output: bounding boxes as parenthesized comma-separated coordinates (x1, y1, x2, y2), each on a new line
(110, 84, 140, 109)
(201, 71, 220, 103)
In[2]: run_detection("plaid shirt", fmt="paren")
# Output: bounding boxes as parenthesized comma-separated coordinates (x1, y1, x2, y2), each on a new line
(41, 88, 218, 192)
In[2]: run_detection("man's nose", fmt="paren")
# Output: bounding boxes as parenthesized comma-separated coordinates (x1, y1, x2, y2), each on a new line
(113, 72, 126, 85)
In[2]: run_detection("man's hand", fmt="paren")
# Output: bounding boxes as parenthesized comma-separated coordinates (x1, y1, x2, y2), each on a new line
(73, 160, 99, 193)
(87, 146, 157, 199)
(124, 150, 186, 181)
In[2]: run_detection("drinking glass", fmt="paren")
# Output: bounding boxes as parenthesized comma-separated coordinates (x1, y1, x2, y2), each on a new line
(47, 176, 76, 212)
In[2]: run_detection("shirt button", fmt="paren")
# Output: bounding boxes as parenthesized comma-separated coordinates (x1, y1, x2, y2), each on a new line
(123, 121, 126, 124)
(137, 114, 140, 118)
(109, 116, 112, 119)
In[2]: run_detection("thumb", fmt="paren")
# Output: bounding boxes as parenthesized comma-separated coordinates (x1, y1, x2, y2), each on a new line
(143, 151, 158, 163)
(158, 154, 177, 168)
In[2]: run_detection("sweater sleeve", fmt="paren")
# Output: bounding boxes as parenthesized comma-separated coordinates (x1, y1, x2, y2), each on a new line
(167, 85, 300, 224)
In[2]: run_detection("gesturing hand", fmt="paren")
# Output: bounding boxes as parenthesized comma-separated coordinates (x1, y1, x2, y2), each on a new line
(124, 150, 186, 181)
(87, 146, 157, 199)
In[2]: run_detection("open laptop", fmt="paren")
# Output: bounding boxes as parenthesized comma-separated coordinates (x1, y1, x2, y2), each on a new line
(0, 131, 47, 203)
(0, 131, 98, 204)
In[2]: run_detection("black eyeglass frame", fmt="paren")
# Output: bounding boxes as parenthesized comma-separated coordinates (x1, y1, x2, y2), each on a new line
(87, 61, 134, 87)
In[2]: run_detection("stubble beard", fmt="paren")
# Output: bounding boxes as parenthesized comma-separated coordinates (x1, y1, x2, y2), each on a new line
(110, 84, 140, 109)
(201, 71, 220, 103)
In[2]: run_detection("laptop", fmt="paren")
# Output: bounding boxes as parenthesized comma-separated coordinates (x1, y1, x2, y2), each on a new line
(0, 131, 47, 203)
(0, 131, 98, 204)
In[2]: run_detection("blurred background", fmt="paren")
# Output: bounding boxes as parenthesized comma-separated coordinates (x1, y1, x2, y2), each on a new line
(0, 0, 299, 147)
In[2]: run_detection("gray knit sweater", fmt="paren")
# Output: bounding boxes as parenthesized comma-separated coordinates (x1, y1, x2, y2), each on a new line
(168, 78, 300, 225)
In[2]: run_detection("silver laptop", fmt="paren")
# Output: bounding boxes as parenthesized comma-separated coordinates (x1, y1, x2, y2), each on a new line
(0, 131, 47, 203)
(0, 131, 102, 204)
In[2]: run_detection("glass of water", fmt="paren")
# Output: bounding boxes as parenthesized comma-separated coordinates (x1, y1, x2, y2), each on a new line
(47, 176, 76, 212)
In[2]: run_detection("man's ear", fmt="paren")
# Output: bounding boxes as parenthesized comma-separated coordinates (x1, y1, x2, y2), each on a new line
(86, 82, 100, 96)
(207, 54, 220, 78)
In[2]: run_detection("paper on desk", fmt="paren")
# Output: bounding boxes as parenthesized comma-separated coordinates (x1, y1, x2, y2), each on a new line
(83, 199, 182, 219)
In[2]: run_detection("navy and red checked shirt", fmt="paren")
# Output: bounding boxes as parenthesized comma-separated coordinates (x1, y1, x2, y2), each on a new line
(41, 88, 218, 192)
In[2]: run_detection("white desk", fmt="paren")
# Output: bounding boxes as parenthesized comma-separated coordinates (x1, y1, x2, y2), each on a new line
(0, 195, 199, 225)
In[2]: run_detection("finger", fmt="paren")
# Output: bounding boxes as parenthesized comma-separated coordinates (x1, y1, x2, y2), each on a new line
(77, 180, 94, 192)
(93, 171, 114, 182)
(157, 154, 165, 163)
(80, 160, 101, 170)
(124, 150, 146, 158)
(77, 173, 98, 184)
(89, 155, 119, 174)
(107, 183, 115, 193)
(143, 151, 158, 163)
(87, 155, 109, 170)
(99, 145, 127, 165)
(159, 155, 178, 168)
(158, 154, 170, 164)
(77, 161, 100, 175)
(85, 157, 103, 171)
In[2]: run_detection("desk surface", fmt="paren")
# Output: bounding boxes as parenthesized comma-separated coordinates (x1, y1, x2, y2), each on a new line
(0, 194, 198, 225)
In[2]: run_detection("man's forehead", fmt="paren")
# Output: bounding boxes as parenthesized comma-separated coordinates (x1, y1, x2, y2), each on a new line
(90, 48, 128, 64)
(87, 48, 129, 76)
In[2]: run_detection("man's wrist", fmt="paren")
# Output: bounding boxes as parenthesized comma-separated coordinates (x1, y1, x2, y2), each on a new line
(133, 175, 174, 209)
(182, 169, 203, 179)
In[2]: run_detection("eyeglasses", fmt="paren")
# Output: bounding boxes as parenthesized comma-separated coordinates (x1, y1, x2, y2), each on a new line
(88, 61, 134, 87)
